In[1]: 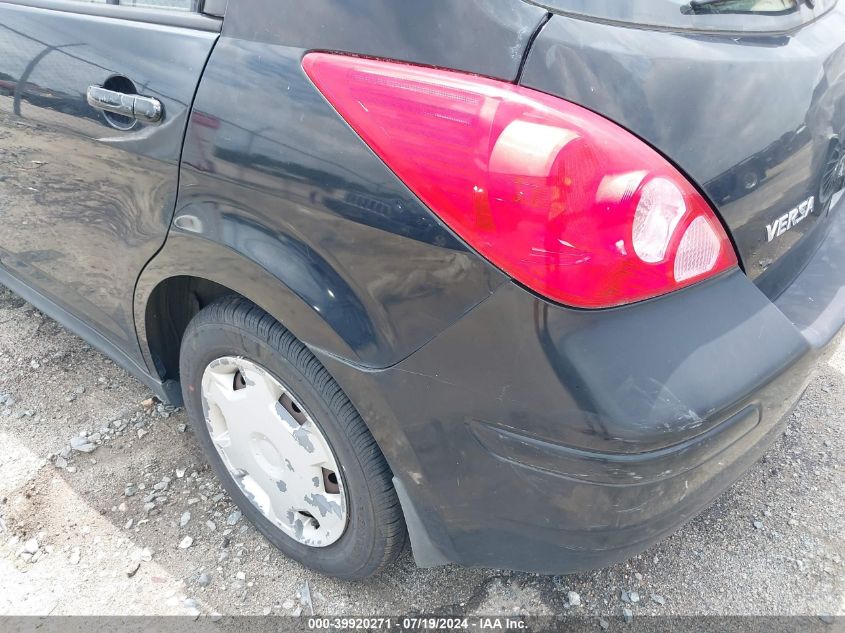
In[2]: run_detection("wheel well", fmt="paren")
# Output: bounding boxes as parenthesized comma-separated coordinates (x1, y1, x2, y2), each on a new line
(144, 276, 246, 382)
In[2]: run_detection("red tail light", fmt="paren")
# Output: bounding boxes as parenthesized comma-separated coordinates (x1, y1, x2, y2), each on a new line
(303, 53, 738, 308)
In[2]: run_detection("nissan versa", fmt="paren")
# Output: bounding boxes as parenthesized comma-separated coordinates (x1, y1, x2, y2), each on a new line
(0, 0, 843, 580)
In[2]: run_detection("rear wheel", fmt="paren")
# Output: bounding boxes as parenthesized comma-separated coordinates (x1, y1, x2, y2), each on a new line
(179, 296, 406, 578)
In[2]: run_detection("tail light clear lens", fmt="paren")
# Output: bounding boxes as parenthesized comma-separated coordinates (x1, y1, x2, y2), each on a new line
(674, 216, 723, 281)
(632, 178, 686, 263)
(303, 53, 738, 308)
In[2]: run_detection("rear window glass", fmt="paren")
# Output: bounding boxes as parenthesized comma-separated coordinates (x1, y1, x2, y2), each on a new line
(527, 0, 837, 31)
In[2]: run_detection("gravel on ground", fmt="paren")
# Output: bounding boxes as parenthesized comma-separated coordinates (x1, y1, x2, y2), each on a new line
(0, 285, 842, 618)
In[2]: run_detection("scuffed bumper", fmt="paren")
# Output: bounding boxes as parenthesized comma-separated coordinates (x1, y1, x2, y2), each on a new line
(318, 203, 845, 574)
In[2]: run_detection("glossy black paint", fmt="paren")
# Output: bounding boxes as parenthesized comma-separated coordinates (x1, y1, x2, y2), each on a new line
(0, 2, 217, 365)
(521, 5, 845, 299)
(0, 0, 844, 575)
(223, 0, 549, 81)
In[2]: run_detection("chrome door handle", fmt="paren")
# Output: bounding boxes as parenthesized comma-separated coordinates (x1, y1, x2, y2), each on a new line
(86, 86, 163, 124)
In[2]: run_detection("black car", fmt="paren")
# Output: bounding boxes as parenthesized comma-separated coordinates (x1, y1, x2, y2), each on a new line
(1, 0, 844, 579)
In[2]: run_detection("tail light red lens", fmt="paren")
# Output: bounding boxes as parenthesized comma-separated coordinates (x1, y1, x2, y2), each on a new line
(303, 53, 738, 308)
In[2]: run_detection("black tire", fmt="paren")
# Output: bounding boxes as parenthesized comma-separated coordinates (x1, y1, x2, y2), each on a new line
(179, 296, 407, 579)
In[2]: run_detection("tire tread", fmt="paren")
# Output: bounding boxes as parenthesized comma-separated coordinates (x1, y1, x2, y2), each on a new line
(183, 296, 407, 577)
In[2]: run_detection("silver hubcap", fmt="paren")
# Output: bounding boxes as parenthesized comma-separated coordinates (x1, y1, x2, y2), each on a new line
(201, 356, 347, 547)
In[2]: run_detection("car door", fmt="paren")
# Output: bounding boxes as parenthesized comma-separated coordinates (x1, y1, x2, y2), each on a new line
(0, 0, 219, 364)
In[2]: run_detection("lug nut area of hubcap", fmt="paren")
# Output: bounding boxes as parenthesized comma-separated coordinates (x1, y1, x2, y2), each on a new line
(201, 357, 348, 547)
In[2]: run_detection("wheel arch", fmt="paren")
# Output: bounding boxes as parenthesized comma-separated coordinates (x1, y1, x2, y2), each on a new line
(134, 232, 360, 388)
(135, 231, 450, 568)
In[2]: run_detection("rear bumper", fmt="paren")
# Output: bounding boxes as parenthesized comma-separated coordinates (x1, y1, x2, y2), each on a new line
(319, 199, 845, 574)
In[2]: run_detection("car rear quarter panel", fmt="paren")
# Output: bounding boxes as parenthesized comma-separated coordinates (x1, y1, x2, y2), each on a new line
(139, 0, 552, 372)
(139, 36, 508, 371)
